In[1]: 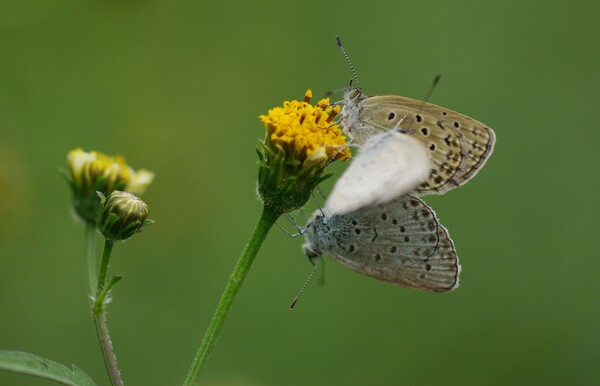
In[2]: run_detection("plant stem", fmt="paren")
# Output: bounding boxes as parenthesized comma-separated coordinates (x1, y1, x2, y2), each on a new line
(92, 238, 124, 386)
(182, 206, 280, 386)
(84, 222, 97, 298)
(93, 311, 123, 386)
(96, 239, 114, 295)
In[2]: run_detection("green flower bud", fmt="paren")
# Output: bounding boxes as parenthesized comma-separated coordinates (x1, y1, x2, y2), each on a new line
(97, 191, 153, 241)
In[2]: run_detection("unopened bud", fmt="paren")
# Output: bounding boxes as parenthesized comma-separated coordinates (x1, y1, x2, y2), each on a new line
(97, 191, 153, 241)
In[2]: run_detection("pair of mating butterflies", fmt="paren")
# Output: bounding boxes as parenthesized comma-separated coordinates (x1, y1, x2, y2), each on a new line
(300, 58, 496, 293)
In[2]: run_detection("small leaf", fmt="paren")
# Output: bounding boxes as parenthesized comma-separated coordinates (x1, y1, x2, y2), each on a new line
(104, 275, 123, 294)
(96, 191, 106, 205)
(0, 350, 96, 386)
(142, 219, 155, 227)
(255, 146, 264, 161)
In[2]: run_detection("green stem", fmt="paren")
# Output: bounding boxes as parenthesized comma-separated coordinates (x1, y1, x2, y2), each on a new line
(182, 206, 280, 386)
(84, 222, 97, 298)
(93, 311, 123, 386)
(96, 239, 114, 296)
(92, 238, 123, 386)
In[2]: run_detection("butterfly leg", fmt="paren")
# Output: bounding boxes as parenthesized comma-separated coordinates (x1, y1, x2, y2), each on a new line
(276, 214, 310, 237)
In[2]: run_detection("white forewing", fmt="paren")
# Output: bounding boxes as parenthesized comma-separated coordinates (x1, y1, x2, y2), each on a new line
(325, 130, 430, 215)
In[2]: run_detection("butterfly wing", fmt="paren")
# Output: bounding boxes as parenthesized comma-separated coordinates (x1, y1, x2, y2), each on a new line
(344, 91, 495, 195)
(325, 130, 429, 215)
(308, 194, 459, 292)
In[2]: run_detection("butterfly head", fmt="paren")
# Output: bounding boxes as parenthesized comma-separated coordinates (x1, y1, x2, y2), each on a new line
(302, 211, 329, 258)
(343, 85, 362, 102)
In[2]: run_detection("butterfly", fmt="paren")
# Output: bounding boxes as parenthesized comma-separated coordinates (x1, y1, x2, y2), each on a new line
(336, 37, 496, 195)
(303, 193, 459, 292)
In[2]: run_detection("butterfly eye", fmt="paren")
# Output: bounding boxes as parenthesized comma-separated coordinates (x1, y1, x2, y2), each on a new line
(349, 89, 361, 99)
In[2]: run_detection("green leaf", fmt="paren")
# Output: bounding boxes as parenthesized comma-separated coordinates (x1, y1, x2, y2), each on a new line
(0, 350, 96, 386)
(255, 146, 264, 161)
(96, 191, 107, 205)
(142, 218, 155, 227)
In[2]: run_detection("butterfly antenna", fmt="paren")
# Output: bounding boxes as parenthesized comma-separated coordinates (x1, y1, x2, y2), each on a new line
(318, 257, 326, 286)
(396, 74, 442, 134)
(423, 73, 441, 104)
(336, 35, 360, 88)
(289, 257, 320, 311)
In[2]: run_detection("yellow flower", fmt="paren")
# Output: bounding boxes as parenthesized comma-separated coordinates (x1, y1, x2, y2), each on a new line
(66, 148, 154, 223)
(260, 89, 350, 170)
(257, 90, 350, 214)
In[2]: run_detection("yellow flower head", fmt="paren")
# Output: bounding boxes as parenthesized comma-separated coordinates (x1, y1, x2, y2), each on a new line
(66, 148, 154, 223)
(257, 90, 350, 214)
(260, 90, 350, 169)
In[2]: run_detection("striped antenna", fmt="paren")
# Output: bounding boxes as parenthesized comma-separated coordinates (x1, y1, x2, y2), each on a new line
(288, 258, 320, 311)
(336, 35, 360, 87)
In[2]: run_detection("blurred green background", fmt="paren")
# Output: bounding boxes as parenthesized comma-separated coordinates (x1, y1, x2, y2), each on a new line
(1, 1, 599, 385)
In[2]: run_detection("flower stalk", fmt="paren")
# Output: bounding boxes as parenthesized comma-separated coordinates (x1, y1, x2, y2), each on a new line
(96, 239, 114, 297)
(84, 222, 98, 298)
(183, 206, 280, 386)
(93, 311, 123, 386)
(183, 90, 350, 385)
(92, 238, 123, 386)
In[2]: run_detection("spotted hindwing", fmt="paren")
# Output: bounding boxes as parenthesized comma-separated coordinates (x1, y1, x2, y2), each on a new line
(305, 194, 459, 291)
